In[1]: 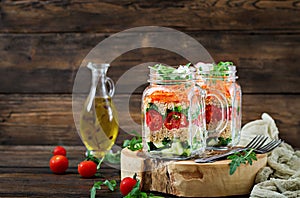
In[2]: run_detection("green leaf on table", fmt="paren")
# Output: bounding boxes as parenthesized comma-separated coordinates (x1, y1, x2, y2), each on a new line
(103, 179, 117, 191)
(86, 149, 121, 172)
(85, 150, 102, 165)
(227, 148, 257, 175)
(124, 179, 164, 198)
(90, 179, 116, 198)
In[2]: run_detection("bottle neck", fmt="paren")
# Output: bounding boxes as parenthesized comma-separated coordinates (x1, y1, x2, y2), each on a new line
(88, 62, 111, 98)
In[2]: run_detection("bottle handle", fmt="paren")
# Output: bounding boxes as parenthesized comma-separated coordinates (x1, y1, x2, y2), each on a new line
(206, 89, 229, 134)
(106, 77, 115, 97)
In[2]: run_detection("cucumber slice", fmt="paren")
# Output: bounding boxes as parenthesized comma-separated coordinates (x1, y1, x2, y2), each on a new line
(149, 139, 191, 157)
(153, 141, 164, 148)
(172, 141, 184, 155)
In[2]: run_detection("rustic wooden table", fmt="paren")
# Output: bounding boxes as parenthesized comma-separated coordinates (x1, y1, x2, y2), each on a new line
(0, 1, 299, 197)
(0, 145, 250, 198)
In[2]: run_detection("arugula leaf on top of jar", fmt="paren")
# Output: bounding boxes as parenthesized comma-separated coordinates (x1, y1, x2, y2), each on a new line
(142, 64, 206, 159)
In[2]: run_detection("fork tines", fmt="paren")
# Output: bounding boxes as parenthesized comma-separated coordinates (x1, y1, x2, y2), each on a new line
(246, 135, 268, 149)
(258, 139, 283, 152)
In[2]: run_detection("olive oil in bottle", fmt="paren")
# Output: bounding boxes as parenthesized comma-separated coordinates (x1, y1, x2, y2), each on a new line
(80, 97, 118, 158)
(79, 63, 119, 158)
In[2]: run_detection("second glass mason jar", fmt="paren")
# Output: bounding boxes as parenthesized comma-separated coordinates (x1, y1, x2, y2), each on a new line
(142, 64, 206, 159)
(194, 62, 242, 149)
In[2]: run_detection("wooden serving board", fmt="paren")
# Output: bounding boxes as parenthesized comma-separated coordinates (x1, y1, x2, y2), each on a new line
(121, 148, 267, 197)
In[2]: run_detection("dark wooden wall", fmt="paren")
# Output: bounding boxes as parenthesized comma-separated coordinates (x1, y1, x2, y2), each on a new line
(0, 0, 299, 148)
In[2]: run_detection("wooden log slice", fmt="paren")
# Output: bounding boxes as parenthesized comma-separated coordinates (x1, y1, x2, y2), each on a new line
(121, 148, 267, 197)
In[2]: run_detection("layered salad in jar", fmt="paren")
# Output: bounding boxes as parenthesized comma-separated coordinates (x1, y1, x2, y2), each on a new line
(194, 61, 242, 148)
(142, 64, 205, 159)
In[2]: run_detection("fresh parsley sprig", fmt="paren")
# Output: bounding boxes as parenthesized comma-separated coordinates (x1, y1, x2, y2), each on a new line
(227, 148, 257, 175)
(90, 179, 117, 198)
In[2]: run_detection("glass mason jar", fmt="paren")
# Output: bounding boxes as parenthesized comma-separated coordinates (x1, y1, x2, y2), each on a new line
(195, 62, 242, 149)
(79, 62, 119, 158)
(142, 67, 206, 159)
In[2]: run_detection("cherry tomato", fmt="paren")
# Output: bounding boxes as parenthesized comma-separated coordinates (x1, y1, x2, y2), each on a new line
(205, 105, 222, 124)
(49, 155, 68, 174)
(52, 146, 67, 156)
(145, 109, 163, 131)
(120, 177, 137, 196)
(205, 105, 213, 124)
(206, 105, 235, 124)
(164, 112, 188, 130)
(78, 161, 97, 178)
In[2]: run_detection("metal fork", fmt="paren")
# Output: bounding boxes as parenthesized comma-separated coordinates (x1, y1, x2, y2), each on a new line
(255, 138, 283, 154)
(195, 135, 282, 163)
(246, 135, 269, 150)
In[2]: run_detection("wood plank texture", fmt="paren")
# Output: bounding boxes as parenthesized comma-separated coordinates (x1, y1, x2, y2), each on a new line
(0, 146, 251, 198)
(0, 1, 299, 197)
(0, 33, 299, 94)
(0, 145, 120, 198)
(1, 0, 300, 33)
(0, 94, 299, 148)
(0, 145, 247, 197)
(0, 145, 86, 168)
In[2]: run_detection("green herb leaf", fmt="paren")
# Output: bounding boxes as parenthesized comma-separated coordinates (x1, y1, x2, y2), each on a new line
(124, 179, 164, 198)
(217, 137, 232, 146)
(90, 187, 96, 198)
(103, 180, 117, 191)
(148, 63, 192, 80)
(173, 106, 189, 118)
(147, 142, 158, 151)
(211, 61, 234, 76)
(146, 103, 159, 113)
(85, 150, 105, 174)
(90, 180, 116, 198)
(86, 150, 102, 165)
(184, 63, 192, 67)
(227, 148, 257, 175)
(97, 157, 105, 170)
(162, 137, 171, 146)
(123, 132, 143, 151)
(149, 64, 175, 75)
(124, 179, 141, 198)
